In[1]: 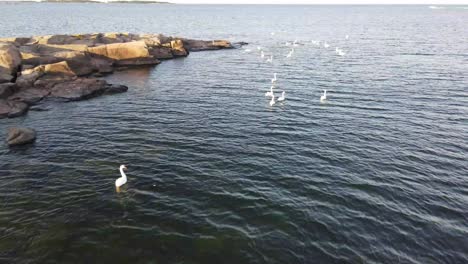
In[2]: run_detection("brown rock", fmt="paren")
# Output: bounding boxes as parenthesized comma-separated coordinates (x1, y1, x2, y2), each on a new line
(149, 47, 174, 60)
(182, 39, 233, 51)
(170, 40, 188, 57)
(0, 42, 22, 83)
(88, 41, 150, 61)
(114, 57, 160, 67)
(6, 127, 36, 146)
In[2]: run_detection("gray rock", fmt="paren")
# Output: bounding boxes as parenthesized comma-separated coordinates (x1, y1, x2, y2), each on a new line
(6, 127, 36, 146)
(0, 83, 15, 99)
(0, 99, 29, 119)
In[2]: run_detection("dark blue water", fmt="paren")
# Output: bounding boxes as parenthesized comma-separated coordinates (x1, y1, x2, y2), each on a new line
(1, 4, 467, 263)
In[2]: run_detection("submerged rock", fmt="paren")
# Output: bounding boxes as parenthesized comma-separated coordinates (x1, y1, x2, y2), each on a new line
(6, 127, 36, 146)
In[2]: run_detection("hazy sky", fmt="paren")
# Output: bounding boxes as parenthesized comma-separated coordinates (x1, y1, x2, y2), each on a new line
(168, 0, 468, 3)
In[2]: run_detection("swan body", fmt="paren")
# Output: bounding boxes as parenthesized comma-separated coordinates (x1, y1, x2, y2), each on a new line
(278, 91, 285, 102)
(266, 55, 273, 63)
(260, 50, 265, 58)
(293, 39, 299, 47)
(265, 85, 274, 97)
(320, 90, 327, 102)
(269, 94, 276, 106)
(115, 165, 128, 188)
(335, 47, 345, 56)
(286, 48, 294, 58)
(271, 73, 277, 83)
(323, 42, 330, 48)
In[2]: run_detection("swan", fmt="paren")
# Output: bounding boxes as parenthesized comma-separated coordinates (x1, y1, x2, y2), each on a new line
(293, 39, 299, 47)
(335, 47, 345, 56)
(271, 73, 277, 83)
(266, 55, 273, 63)
(269, 94, 276, 106)
(260, 50, 265, 58)
(345, 35, 349, 40)
(278, 91, 285, 102)
(323, 42, 330, 48)
(286, 48, 294, 58)
(115, 165, 128, 189)
(320, 90, 327, 102)
(265, 85, 274, 97)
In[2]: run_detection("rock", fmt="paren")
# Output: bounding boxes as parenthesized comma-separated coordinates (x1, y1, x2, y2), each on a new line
(0, 33, 236, 119)
(53, 50, 94, 76)
(49, 78, 110, 101)
(170, 40, 188, 57)
(0, 37, 31, 47)
(91, 57, 114, 74)
(104, 84, 128, 94)
(8, 87, 49, 104)
(0, 83, 15, 99)
(182, 39, 233, 51)
(149, 47, 174, 60)
(16, 61, 77, 89)
(114, 57, 160, 67)
(6, 127, 36, 146)
(0, 42, 22, 83)
(88, 41, 150, 61)
(0, 99, 29, 118)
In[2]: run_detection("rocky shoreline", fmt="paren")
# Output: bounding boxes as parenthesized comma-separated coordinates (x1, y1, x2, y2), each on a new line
(0, 33, 242, 120)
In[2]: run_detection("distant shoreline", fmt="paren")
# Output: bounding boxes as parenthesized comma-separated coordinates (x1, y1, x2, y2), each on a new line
(3, 0, 171, 4)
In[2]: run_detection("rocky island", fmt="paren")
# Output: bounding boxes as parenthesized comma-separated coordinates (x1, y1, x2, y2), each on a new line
(0, 33, 241, 120)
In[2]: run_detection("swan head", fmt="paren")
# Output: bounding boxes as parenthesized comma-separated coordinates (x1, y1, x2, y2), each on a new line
(120, 165, 127, 171)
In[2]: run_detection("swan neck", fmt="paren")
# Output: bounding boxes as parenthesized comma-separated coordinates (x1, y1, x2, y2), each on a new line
(119, 168, 127, 179)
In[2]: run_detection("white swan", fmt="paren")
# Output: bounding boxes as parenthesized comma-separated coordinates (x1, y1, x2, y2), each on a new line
(345, 35, 349, 40)
(320, 90, 327, 102)
(335, 47, 345, 56)
(271, 73, 277, 83)
(260, 50, 265, 58)
(278, 91, 285, 102)
(293, 39, 299, 47)
(323, 42, 330, 48)
(266, 55, 273, 63)
(286, 48, 294, 58)
(265, 85, 274, 97)
(115, 165, 128, 188)
(269, 94, 276, 106)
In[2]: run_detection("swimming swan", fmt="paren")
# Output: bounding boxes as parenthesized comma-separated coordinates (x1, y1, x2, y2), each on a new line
(270, 94, 276, 106)
(115, 165, 128, 189)
(320, 90, 327, 102)
(265, 85, 274, 97)
(271, 73, 277, 83)
(278, 91, 285, 102)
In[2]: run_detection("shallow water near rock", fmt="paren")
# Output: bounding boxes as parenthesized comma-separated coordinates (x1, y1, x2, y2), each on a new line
(1, 4, 467, 263)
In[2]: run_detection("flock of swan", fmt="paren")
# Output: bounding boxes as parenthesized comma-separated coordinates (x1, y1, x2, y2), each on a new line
(255, 34, 348, 107)
(114, 34, 348, 189)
